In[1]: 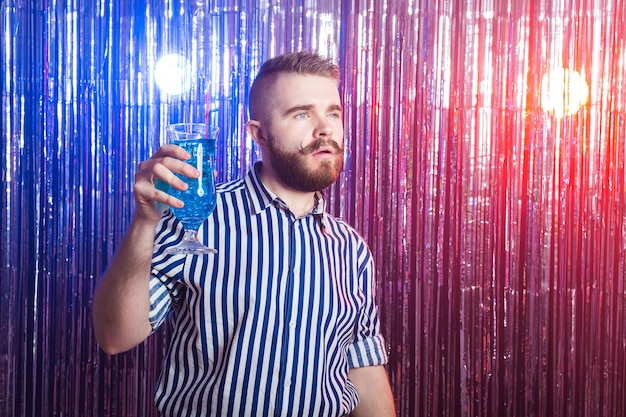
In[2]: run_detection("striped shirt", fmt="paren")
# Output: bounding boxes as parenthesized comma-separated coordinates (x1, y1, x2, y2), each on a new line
(149, 163, 388, 417)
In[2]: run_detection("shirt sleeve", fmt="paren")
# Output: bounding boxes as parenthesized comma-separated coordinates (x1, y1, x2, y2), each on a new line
(346, 245, 389, 368)
(148, 212, 187, 331)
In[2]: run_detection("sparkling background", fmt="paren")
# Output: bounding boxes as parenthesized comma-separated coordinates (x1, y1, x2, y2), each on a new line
(1, 0, 625, 416)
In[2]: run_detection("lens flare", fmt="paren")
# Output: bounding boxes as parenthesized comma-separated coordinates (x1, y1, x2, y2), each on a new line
(153, 54, 193, 95)
(540, 68, 589, 117)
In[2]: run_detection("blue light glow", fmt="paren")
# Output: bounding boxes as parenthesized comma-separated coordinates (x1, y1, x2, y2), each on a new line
(153, 53, 193, 95)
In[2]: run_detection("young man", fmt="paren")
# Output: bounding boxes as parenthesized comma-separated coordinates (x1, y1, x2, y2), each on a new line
(93, 51, 396, 416)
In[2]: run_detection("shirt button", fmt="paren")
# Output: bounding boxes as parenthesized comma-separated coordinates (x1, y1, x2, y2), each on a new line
(284, 379, 291, 387)
(289, 321, 296, 328)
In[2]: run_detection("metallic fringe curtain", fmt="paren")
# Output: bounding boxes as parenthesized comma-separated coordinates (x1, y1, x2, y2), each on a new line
(1, 0, 625, 416)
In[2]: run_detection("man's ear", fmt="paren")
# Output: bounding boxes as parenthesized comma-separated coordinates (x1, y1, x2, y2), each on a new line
(247, 120, 267, 147)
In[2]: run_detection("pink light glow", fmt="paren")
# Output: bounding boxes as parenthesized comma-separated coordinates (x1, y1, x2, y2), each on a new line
(540, 68, 589, 117)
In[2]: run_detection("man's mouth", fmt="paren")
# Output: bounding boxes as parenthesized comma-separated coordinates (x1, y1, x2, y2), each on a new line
(301, 140, 344, 156)
(311, 146, 337, 157)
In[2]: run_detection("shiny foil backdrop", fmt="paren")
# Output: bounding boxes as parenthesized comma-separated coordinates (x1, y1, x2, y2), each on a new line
(1, 0, 625, 416)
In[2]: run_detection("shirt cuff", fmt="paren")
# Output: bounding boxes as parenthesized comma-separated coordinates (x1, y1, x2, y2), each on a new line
(346, 334, 388, 368)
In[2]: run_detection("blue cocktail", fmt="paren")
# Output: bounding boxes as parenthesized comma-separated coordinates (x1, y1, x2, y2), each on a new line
(164, 123, 219, 254)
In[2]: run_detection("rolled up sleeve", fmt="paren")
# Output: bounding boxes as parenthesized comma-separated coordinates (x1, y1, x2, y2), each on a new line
(346, 252, 388, 368)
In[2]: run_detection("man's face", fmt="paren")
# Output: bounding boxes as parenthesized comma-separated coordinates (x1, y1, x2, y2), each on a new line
(258, 73, 345, 192)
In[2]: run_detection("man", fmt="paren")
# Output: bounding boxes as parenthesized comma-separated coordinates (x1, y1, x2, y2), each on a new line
(93, 51, 396, 417)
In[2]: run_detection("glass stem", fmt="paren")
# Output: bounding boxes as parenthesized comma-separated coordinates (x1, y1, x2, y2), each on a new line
(183, 229, 198, 242)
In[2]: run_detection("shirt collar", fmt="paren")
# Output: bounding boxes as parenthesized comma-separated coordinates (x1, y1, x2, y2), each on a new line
(244, 162, 327, 218)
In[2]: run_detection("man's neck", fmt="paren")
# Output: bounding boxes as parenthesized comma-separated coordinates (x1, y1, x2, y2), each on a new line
(257, 164, 317, 218)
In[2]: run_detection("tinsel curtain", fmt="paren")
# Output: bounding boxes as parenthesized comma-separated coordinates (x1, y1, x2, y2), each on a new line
(1, 0, 625, 416)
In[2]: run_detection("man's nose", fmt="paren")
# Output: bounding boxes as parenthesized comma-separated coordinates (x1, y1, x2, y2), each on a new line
(314, 117, 333, 138)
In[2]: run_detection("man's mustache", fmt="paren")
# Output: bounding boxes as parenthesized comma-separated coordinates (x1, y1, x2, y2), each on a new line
(300, 139, 345, 155)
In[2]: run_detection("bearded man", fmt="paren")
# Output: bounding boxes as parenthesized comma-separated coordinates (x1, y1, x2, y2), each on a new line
(93, 51, 396, 417)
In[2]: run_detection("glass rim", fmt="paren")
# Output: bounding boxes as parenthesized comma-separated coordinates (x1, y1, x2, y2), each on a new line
(167, 123, 219, 139)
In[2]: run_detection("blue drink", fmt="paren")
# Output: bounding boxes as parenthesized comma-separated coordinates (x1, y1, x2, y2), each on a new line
(170, 138, 216, 230)
(164, 123, 219, 255)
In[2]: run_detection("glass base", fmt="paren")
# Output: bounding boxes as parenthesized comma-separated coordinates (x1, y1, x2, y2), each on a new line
(163, 230, 217, 255)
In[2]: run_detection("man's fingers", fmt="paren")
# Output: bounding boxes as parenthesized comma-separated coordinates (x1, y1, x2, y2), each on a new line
(131, 144, 205, 217)
(151, 143, 191, 160)
(151, 187, 184, 209)
(152, 154, 200, 181)
(152, 161, 189, 191)
(133, 178, 183, 209)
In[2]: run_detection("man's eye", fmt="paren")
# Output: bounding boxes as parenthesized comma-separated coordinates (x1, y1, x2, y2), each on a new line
(329, 112, 341, 118)
(295, 113, 309, 119)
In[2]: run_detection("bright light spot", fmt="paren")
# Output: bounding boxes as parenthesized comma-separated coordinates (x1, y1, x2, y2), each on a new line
(153, 54, 193, 95)
(540, 68, 589, 117)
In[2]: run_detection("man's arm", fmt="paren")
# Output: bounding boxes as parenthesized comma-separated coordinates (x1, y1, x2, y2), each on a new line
(349, 365, 396, 417)
(92, 216, 159, 354)
(92, 144, 199, 354)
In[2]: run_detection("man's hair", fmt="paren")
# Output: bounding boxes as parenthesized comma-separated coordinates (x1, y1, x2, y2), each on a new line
(248, 51, 341, 121)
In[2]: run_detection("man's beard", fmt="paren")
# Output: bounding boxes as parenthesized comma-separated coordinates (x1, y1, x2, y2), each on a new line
(266, 135, 344, 192)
